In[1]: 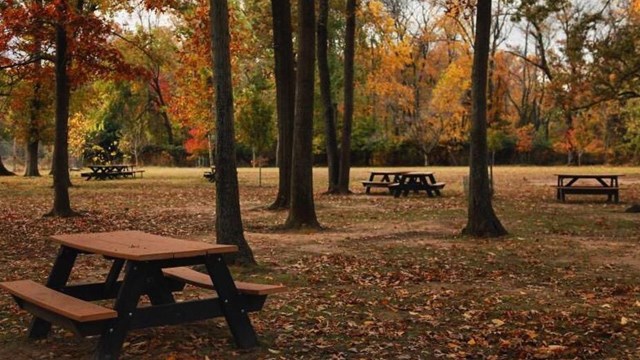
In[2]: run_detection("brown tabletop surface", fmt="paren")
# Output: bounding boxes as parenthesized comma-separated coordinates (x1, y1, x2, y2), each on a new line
(404, 171, 434, 176)
(554, 174, 624, 177)
(49, 231, 237, 261)
(369, 170, 409, 175)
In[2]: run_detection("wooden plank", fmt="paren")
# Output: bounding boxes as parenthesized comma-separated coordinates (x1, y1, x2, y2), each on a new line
(163, 267, 286, 296)
(0, 280, 117, 322)
(49, 231, 238, 261)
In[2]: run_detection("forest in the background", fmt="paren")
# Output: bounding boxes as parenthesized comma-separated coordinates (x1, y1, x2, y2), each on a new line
(3, 0, 640, 169)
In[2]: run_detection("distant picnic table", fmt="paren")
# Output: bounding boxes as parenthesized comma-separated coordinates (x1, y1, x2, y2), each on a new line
(555, 173, 622, 203)
(204, 166, 217, 182)
(0, 230, 285, 359)
(361, 170, 408, 194)
(81, 165, 144, 180)
(362, 170, 445, 197)
(390, 171, 445, 197)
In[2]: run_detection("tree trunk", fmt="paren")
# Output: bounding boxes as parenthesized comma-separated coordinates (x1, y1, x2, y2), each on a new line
(0, 155, 14, 176)
(207, 133, 214, 167)
(210, 0, 255, 265)
(24, 140, 40, 177)
(317, 0, 339, 193)
(285, 0, 320, 229)
(269, 0, 296, 210)
(337, 0, 357, 194)
(462, 0, 507, 238)
(46, 10, 76, 217)
(25, 46, 43, 177)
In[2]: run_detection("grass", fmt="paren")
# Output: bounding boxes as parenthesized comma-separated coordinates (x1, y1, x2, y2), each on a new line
(0, 165, 639, 359)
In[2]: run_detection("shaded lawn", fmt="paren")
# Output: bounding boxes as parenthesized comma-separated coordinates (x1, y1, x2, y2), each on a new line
(0, 166, 639, 359)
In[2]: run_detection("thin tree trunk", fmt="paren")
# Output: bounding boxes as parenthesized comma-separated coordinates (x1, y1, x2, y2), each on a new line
(210, 0, 255, 265)
(337, 0, 357, 194)
(0, 155, 14, 176)
(12, 138, 18, 172)
(269, 0, 296, 210)
(462, 0, 506, 237)
(285, 0, 320, 229)
(207, 133, 214, 167)
(25, 46, 43, 177)
(317, 0, 339, 193)
(47, 12, 76, 217)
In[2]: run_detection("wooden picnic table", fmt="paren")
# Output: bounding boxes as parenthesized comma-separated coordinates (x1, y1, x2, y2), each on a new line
(555, 173, 622, 203)
(0, 231, 284, 359)
(361, 170, 409, 194)
(390, 171, 445, 198)
(81, 164, 144, 180)
(204, 166, 217, 182)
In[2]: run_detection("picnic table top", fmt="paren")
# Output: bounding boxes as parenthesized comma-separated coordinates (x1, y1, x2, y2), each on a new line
(369, 170, 410, 175)
(403, 171, 434, 176)
(554, 173, 624, 177)
(49, 231, 237, 261)
(88, 164, 133, 168)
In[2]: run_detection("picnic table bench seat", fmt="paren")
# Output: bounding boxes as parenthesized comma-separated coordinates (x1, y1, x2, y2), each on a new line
(163, 267, 286, 296)
(361, 180, 398, 193)
(204, 169, 217, 182)
(0, 280, 117, 336)
(556, 185, 619, 202)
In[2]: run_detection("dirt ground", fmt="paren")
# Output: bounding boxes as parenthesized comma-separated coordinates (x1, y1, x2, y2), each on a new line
(0, 166, 639, 359)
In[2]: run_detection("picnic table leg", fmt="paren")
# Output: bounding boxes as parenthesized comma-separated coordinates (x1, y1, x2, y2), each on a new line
(28, 246, 78, 338)
(145, 268, 176, 305)
(427, 174, 441, 196)
(204, 254, 258, 349)
(103, 259, 125, 296)
(95, 261, 149, 360)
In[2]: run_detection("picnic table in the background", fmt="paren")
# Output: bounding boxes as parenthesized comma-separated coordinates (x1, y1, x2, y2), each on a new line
(204, 166, 217, 182)
(0, 231, 285, 359)
(555, 173, 622, 203)
(361, 170, 408, 194)
(389, 171, 445, 198)
(81, 164, 144, 180)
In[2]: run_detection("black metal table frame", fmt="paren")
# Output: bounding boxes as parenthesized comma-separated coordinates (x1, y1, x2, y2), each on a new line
(555, 174, 620, 201)
(92, 165, 131, 178)
(393, 172, 441, 197)
(27, 245, 261, 360)
(367, 171, 406, 183)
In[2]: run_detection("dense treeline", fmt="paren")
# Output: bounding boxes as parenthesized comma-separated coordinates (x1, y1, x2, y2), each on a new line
(2, 0, 640, 171)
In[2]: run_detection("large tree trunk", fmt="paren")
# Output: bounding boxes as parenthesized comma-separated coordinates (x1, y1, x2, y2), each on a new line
(46, 12, 76, 217)
(0, 155, 14, 176)
(210, 0, 255, 265)
(317, 0, 339, 193)
(337, 0, 357, 194)
(269, 0, 296, 210)
(24, 139, 40, 177)
(462, 0, 507, 237)
(285, 0, 320, 229)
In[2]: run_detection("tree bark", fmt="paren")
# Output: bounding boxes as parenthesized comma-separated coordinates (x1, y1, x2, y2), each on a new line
(269, 0, 296, 210)
(285, 0, 320, 229)
(25, 57, 43, 177)
(317, 0, 339, 193)
(46, 8, 76, 217)
(0, 155, 14, 176)
(462, 0, 507, 237)
(210, 0, 256, 265)
(337, 0, 357, 194)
